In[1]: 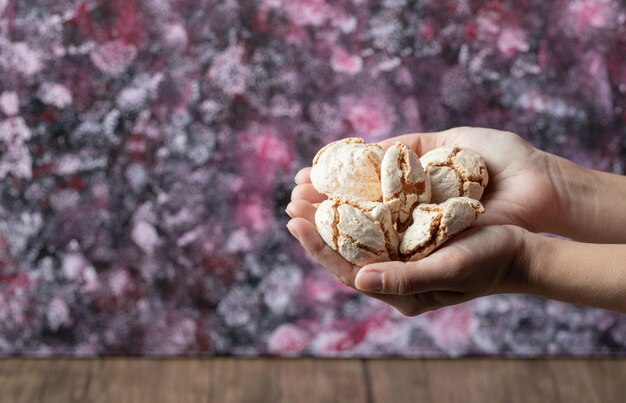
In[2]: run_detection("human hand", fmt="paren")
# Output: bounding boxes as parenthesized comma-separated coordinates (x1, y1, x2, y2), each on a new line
(375, 127, 562, 233)
(287, 126, 626, 315)
(292, 127, 563, 234)
(353, 225, 527, 315)
(286, 203, 526, 315)
(287, 127, 547, 314)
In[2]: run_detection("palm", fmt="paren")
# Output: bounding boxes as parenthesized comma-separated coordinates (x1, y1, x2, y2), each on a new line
(418, 127, 559, 232)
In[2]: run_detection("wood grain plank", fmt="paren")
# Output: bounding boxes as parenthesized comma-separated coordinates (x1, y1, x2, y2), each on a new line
(278, 359, 367, 403)
(207, 358, 280, 403)
(85, 359, 211, 403)
(365, 359, 431, 402)
(0, 359, 42, 403)
(547, 360, 599, 403)
(425, 359, 509, 402)
(207, 359, 367, 403)
(34, 359, 93, 403)
(369, 359, 562, 403)
(0, 360, 43, 403)
(501, 360, 560, 403)
(0, 359, 92, 403)
(548, 360, 626, 403)
(1, 358, 625, 403)
(586, 360, 626, 403)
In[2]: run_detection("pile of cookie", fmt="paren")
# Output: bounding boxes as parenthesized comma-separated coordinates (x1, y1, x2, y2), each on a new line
(311, 138, 489, 266)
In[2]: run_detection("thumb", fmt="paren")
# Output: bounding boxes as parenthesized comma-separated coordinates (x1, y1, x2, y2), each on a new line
(355, 257, 460, 295)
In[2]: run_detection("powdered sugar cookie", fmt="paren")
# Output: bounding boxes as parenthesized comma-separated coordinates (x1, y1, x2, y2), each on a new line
(420, 147, 488, 203)
(311, 138, 384, 201)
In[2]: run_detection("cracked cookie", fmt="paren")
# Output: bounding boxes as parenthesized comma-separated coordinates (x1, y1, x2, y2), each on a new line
(315, 195, 399, 266)
(310, 137, 384, 201)
(420, 147, 488, 204)
(399, 197, 485, 261)
(381, 142, 431, 232)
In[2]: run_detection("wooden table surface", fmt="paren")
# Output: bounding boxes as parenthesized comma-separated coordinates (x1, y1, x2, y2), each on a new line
(0, 358, 624, 403)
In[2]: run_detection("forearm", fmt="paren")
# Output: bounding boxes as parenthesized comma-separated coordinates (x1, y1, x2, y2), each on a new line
(548, 154, 626, 243)
(518, 232, 626, 313)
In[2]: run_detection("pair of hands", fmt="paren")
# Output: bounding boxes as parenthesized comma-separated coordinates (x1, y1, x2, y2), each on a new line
(286, 127, 563, 316)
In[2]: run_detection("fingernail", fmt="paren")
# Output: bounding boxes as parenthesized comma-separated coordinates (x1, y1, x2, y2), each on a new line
(285, 203, 294, 218)
(355, 270, 383, 292)
(286, 221, 299, 241)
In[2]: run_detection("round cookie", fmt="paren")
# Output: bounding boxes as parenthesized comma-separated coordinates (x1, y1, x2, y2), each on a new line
(420, 147, 488, 204)
(316, 195, 399, 266)
(399, 197, 485, 261)
(381, 141, 431, 232)
(310, 138, 384, 201)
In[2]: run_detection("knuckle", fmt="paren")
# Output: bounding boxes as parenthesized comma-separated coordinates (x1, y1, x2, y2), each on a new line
(444, 261, 467, 284)
(310, 240, 326, 261)
(312, 241, 326, 257)
(449, 267, 469, 286)
(394, 272, 413, 295)
(438, 249, 469, 284)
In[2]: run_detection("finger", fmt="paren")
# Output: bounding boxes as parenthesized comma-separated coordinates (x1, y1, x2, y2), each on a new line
(285, 200, 316, 223)
(377, 131, 441, 156)
(287, 218, 359, 287)
(291, 184, 326, 203)
(294, 167, 312, 185)
(355, 254, 463, 295)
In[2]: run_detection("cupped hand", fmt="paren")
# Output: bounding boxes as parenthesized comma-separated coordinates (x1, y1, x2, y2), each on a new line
(353, 225, 527, 316)
(286, 201, 527, 316)
(291, 127, 561, 233)
(376, 127, 561, 233)
(287, 126, 557, 314)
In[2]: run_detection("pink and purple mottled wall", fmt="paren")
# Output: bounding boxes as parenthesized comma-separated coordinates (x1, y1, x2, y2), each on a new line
(0, 0, 625, 356)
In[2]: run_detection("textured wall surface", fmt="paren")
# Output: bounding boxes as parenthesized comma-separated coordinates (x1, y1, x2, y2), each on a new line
(0, 0, 625, 356)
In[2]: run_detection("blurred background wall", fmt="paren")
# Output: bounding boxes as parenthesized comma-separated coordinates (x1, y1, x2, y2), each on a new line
(0, 0, 625, 356)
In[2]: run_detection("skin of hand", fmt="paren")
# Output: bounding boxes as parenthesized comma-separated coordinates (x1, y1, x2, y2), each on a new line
(520, 232, 626, 313)
(290, 126, 626, 243)
(291, 127, 561, 234)
(286, 207, 626, 315)
(286, 205, 526, 316)
(287, 126, 626, 315)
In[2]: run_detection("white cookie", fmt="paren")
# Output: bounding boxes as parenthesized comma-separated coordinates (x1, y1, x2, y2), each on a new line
(399, 197, 484, 261)
(316, 195, 399, 266)
(310, 138, 384, 201)
(420, 147, 488, 204)
(381, 142, 431, 232)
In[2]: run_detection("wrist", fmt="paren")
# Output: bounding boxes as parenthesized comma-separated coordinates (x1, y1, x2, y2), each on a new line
(504, 227, 563, 298)
(542, 153, 596, 237)
(513, 230, 548, 296)
(497, 226, 539, 294)
(515, 232, 626, 311)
